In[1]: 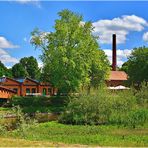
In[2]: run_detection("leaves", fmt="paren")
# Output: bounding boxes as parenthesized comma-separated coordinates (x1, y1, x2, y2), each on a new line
(31, 9, 110, 93)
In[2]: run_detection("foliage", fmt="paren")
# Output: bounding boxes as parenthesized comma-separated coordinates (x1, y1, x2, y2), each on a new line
(0, 61, 12, 77)
(59, 88, 138, 125)
(20, 56, 40, 79)
(60, 88, 148, 127)
(11, 96, 66, 113)
(12, 63, 27, 78)
(11, 56, 40, 79)
(126, 109, 148, 128)
(31, 9, 110, 93)
(11, 106, 37, 137)
(123, 46, 148, 84)
(120, 61, 129, 73)
(134, 82, 148, 108)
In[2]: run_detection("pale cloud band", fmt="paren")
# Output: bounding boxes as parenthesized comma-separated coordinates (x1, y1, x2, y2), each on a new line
(14, 0, 41, 8)
(0, 36, 19, 66)
(0, 48, 19, 65)
(0, 36, 19, 48)
(92, 15, 148, 44)
(103, 49, 132, 67)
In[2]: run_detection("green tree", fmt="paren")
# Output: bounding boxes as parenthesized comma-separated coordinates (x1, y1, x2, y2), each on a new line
(12, 63, 27, 78)
(20, 56, 40, 79)
(31, 9, 109, 93)
(120, 61, 129, 73)
(0, 61, 12, 77)
(127, 46, 148, 84)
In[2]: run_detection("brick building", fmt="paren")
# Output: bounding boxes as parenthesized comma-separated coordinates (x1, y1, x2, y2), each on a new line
(0, 77, 57, 97)
(106, 34, 128, 87)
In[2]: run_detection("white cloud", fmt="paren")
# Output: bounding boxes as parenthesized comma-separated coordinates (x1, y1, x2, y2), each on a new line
(93, 15, 148, 44)
(0, 36, 19, 48)
(103, 49, 132, 67)
(143, 32, 148, 42)
(15, 0, 41, 8)
(0, 48, 19, 65)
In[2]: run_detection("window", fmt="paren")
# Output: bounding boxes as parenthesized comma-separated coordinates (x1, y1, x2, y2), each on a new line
(26, 88, 30, 93)
(13, 88, 18, 93)
(32, 88, 36, 93)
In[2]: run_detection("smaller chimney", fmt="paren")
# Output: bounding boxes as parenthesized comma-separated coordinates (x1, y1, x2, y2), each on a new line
(112, 34, 117, 71)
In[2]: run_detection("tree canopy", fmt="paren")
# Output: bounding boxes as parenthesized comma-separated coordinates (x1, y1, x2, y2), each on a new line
(121, 46, 148, 84)
(20, 56, 40, 79)
(0, 61, 12, 77)
(12, 63, 27, 78)
(31, 9, 110, 93)
(12, 56, 40, 79)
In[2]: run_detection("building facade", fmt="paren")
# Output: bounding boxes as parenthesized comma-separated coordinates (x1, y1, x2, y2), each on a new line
(0, 77, 57, 97)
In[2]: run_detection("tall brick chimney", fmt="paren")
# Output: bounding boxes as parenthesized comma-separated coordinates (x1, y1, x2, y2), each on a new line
(112, 34, 116, 71)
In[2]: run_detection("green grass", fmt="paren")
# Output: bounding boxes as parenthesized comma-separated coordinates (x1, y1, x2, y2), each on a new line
(8, 121, 148, 147)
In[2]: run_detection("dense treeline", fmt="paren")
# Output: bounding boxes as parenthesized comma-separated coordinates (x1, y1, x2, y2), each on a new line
(121, 46, 148, 85)
(0, 56, 41, 80)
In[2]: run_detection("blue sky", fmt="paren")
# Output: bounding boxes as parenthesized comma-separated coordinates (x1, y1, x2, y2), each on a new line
(0, 1, 148, 68)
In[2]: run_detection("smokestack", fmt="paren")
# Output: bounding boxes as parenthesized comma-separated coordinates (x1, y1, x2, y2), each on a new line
(112, 34, 116, 71)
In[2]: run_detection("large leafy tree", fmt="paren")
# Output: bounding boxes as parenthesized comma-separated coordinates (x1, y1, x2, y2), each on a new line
(123, 46, 148, 84)
(11, 56, 40, 79)
(12, 63, 27, 78)
(20, 56, 40, 79)
(0, 61, 12, 77)
(31, 9, 110, 93)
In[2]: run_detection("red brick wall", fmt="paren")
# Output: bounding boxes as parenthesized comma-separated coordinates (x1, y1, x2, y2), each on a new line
(106, 80, 125, 87)
(0, 77, 56, 97)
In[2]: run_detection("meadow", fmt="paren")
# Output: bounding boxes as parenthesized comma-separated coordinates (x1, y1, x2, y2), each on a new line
(0, 85, 148, 147)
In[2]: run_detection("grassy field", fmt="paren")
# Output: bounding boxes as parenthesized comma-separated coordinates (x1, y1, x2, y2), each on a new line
(6, 121, 148, 147)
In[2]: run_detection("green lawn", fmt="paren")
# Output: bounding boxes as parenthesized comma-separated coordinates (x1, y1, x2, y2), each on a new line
(7, 121, 148, 147)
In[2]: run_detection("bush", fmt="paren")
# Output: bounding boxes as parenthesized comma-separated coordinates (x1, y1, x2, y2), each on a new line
(126, 109, 148, 128)
(12, 106, 37, 137)
(135, 83, 148, 108)
(59, 88, 140, 126)
(11, 96, 67, 107)
(11, 96, 49, 107)
(109, 90, 137, 125)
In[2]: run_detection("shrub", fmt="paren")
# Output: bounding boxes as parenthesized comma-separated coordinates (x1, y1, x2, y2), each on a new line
(11, 96, 49, 107)
(109, 90, 137, 125)
(12, 106, 37, 137)
(60, 89, 111, 125)
(126, 108, 148, 128)
(135, 83, 148, 108)
(59, 88, 138, 125)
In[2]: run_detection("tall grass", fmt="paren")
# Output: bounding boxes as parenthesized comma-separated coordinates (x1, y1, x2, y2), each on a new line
(60, 87, 148, 127)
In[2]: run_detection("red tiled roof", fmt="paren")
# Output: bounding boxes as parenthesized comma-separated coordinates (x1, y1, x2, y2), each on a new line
(0, 86, 16, 93)
(108, 71, 128, 81)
